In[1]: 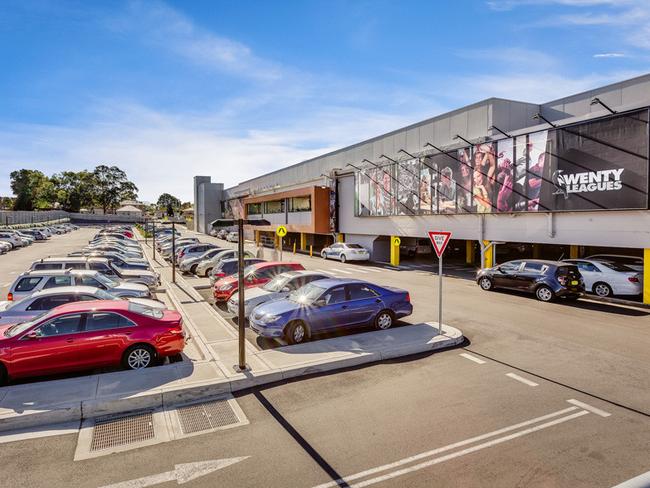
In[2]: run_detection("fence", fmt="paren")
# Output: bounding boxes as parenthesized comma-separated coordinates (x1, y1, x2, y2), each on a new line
(0, 210, 68, 225)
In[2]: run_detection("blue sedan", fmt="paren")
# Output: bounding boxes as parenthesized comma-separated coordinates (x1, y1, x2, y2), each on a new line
(249, 278, 413, 344)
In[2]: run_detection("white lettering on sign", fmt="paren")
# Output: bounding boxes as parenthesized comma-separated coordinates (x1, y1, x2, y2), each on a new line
(553, 168, 624, 199)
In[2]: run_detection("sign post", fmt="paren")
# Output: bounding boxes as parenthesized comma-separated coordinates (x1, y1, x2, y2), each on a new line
(427, 231, 452, 336)
(276, 225, 287, 261)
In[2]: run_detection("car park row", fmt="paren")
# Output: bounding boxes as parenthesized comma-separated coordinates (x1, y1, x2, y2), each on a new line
(0, 225, 184, 385)
(0, 223, 78, 254)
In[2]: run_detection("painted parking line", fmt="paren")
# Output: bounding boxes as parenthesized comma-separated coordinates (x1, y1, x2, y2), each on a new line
(506, 372, 539, 387)
(567, 399, 611, 417)
(351, 268, 369, 274)
(459, 353, 486, 364)
(363, 268, 384, 273)
(332, 268, 353, 275)
(312, 405, 592, 488)
(315, 269, 338, 275)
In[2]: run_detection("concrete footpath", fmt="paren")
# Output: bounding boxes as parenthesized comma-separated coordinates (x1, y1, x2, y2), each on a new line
(0, 231, 463, 433)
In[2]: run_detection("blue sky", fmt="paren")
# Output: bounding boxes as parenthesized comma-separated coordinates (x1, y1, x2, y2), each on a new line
(1, 0, 648, 202)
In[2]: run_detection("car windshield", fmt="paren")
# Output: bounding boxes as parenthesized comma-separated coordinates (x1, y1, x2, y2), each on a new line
(288, 282, 326, 304)
(347, 244, 364, 249)
(95, 289, 116, 300)
(263, 274, 291, 292)
(93, 273, 119, 288)
(4, 310, 51, 338)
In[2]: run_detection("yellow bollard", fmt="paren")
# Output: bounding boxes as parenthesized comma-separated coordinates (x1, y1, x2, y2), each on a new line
(309, 245, 313, 257)
(465, 240, 474, 265)
(390, 236, 400, 267)
(482, 240, 493, 268)
(293, 242, 296, 254)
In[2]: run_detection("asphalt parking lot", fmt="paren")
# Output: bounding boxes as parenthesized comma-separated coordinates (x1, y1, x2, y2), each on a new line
(1, 227, 649, 487)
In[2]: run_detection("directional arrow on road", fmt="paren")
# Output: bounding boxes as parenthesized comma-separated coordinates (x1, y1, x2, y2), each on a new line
(98, 457, 249, 488)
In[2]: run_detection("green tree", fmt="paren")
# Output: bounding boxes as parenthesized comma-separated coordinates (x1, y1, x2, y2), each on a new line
(92, 165, 138, 214)
(10, 169, 53, 210)
(156, 193, 181, 216)
(51, 170, 96, 212)
(0, 196, 15, 210)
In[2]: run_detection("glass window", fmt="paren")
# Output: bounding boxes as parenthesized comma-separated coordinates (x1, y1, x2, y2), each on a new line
(27, 295, 76, 311)
(348, 284, 379, 300)
(15, 277, 43, 292)
(264, 200, 285, 214)
(246, 203, 262, 215)
(89, 262, 110, 272)
(36, 314, 83, 337)
(322, 286, 347, 305)
(289, 196, 311, 212)
(64, 263, 87, 270)
(523, 262, 545, 272)
(77, 275, 104, 288)
(85, 312, 135, 331)
(43, 276, 73, 289)
(500, 261, 522, 273)
(33, 263, 63, 270)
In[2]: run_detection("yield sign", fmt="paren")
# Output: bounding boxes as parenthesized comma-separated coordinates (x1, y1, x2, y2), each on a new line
(428, 231, 452, 258)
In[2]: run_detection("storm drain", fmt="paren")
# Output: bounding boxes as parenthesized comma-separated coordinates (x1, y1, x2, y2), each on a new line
(177, 398, 240, 434)
(90, 411, 155, 452)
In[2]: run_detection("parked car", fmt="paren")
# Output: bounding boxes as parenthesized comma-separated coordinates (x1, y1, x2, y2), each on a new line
(562, 259, 642, 297)
(177, 243, 220, 266)
(227, 270, 329, 318)
(0, 232, 26, 248)
(477, 260, 584, 302)
(585, 254, 643, 273)
(19, 229, 46, 241)
(7, 270, 151, 302)
(198, 249, 255, 278)
(213, 262, 305, 302)
(249, 278, 413, 344)
(226, 231, 238, 242)
(209, 257, 265, 283)
(0, 300, 185, 384)
(70, 251, 150, 270)
(217, 229, 229, 239)
(0, 241, 11, 254)
(179, 247, 225, 274)
(0, 286, 165, 326)
(161, 238, 199, 259)
(82, 244, 144, 259)
(321, 243, 370, 263)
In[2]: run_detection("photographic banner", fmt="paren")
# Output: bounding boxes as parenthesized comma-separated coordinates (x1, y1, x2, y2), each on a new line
(354, 108, 649, 216)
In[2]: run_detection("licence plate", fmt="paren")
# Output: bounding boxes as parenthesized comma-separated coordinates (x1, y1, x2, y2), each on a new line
(570, 280, 579, 285)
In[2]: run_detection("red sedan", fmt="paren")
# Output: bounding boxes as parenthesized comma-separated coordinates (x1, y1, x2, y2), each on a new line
(0, 300, 184, 384)
(213, 261, 305, 302)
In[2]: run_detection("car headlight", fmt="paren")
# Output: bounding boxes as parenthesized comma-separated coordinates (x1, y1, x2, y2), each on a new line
(218, 283, 234, 291)
(260, 314, 280, 324)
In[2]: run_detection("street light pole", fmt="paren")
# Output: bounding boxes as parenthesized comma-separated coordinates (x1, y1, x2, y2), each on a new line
(144, 218, 148, 246)
(153, 221, 156, 261)
(172, 221, 176, 283)
(237, 218, 246, 370)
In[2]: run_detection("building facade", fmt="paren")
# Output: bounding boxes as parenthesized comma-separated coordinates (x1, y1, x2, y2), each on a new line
(193, 73, 650, 302)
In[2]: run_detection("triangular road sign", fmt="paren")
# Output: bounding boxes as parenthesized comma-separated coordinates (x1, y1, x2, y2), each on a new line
(428, 231, 452, 258)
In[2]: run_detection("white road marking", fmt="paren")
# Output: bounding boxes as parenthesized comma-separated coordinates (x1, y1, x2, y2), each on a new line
(459, 353, 486, 364)
(311, 406, 580, 488)
(343, 411, 589, 488)
(332, 268, 353, 275)
(351, 268, 369, 274)
(567, 399, 611, 417)
(315, 269, 337, 275)
(363, 268, 384, 273)
(98, 457, 249, 488)
(0, 421, 79, 444)
(506, 373, 539, 387)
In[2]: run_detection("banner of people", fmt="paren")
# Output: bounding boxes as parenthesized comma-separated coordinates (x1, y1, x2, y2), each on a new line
(356, 109, 649, 216)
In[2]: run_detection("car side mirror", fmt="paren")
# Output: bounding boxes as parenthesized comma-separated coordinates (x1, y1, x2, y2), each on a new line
(497, 267, 506, 274)
(313, 299, 326, 307)
(24, 331, 40, 340)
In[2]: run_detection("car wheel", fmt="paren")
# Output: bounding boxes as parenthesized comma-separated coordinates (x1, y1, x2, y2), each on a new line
(122, 344, 156, 370)
(285, 321, 308, 345)
(190, 264, 198, 274)
(204, 267, 213, 277)
(0, 363, 7, 386)
(535, 285, 554, 302)
(479, 277, 494, 291)
(593, 282, 613, 298)
(321, 251, 327, 259)
(340, 254, 347, 263)
(374, 310, 394, 330)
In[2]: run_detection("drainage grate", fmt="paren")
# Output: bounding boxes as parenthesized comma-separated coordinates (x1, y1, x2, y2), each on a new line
(90, 411, 155, 452)
(177, 398, 240, 434)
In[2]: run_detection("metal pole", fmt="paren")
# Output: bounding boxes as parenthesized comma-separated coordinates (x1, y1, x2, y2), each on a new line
(237, 218, 246, 370)
(438, 255, 443, 335)
(279, 236, 283, 261)
(153, 221, 156, 260)
(144, 218, 148, 246)
(172, 221, 176, 283)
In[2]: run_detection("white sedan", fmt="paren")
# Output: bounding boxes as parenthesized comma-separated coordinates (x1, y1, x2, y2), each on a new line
(227, 270, 329, 318)
(563, 259, 642, 297)
(321, 243, 370, 263)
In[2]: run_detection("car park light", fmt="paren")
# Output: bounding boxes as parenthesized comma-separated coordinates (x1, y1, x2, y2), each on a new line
(7, 292, 13, 301)
(628, 276, 640, 283)
(218, 283, 234, 291)
(405, 292, 411, 303)
(260, 314, 280, 323)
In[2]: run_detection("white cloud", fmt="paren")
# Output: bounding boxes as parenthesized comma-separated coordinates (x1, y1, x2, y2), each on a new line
(593, 52, 627, 57)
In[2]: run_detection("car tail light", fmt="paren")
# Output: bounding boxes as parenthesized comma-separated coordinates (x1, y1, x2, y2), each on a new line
(405, 292, 411, 303)
(7, 292, 13, 301)
(628, 276, 640, 283)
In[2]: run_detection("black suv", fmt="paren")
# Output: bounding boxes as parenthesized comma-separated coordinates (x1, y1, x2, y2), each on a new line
(477, 259, 584, 302)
